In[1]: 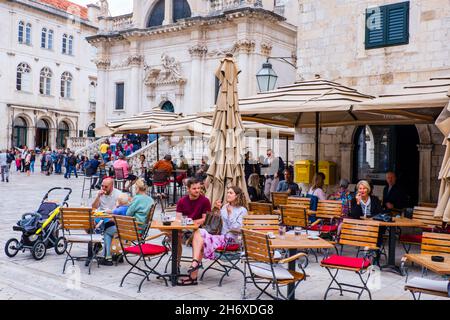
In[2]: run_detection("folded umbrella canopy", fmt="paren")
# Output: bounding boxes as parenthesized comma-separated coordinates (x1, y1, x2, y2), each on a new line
(205, 54, 249, 205)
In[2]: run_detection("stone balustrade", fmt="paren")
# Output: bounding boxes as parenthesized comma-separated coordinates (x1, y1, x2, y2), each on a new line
(67, 137, 97, 153)
(274, 5, 285, 16)
(101, 14, 134, 32)
(75, 137, 108, 157)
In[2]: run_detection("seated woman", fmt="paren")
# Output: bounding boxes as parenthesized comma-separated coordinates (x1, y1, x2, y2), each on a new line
(247, 173, 264, 202)
(126, 178, 154, 227)
(178, 186, 248, 286)
(349, 180, 383, 219)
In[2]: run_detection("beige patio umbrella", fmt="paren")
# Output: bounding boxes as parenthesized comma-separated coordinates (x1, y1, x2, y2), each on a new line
(434, 96, 450, 223)
(205, 54, 249, 206)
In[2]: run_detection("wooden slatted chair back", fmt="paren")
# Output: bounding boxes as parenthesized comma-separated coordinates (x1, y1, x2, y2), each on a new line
(242, 229, 273, 263)
(421, 232, 450, 255)
(60, 207, 93, 232)
(412, 207, 443, 229)
(287, 197, 311, 209)
(417, 202, 437, 208)
(243, 215, 279, 233)
(312, 200, 343, 219)
(114, 215, 142, 243)
(280, 205, 308, 228)
(248, 202, 273, 215)
(271, 192, 290, 207)
(339, 219, 380, 250)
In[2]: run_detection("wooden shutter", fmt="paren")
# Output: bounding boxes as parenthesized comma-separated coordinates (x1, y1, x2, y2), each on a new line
(365, 6, 385, 49)
(386, 2, 409, 45)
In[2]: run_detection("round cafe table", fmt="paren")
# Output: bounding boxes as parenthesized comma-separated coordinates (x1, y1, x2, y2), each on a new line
(150, 219, 198, 286)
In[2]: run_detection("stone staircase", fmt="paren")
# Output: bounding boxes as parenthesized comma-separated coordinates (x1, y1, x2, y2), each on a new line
(74, 137, 108, 158)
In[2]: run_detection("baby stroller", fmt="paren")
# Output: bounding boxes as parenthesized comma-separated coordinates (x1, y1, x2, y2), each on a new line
(4, 187, 72, 260)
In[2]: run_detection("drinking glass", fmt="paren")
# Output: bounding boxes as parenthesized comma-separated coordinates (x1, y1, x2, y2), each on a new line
(294, 227, 302, 239)
(182, 215, 187, 226)
(278, 226, 286, 239)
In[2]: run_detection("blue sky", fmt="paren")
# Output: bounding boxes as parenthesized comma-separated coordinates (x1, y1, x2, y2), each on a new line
(71, 0, 133, 16)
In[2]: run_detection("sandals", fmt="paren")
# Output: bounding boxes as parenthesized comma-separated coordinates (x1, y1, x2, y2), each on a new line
(177, 275, 198, 286)
(187, 259, 203, 275)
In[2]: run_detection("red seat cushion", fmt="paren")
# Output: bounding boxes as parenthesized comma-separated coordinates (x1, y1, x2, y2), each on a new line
(153, 182, 169, 187)
(321, 255, 371, 270)
(309, 225, 338, 232)
(124, 244, 168, 256)
(399, 234, 422, 243)
(216, 244, 240, 252)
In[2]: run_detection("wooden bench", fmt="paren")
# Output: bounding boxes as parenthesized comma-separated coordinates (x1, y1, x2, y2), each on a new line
(248, 202, 274, 215)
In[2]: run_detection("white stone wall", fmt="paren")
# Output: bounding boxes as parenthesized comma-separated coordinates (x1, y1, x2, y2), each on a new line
(0, 1, 98, 149)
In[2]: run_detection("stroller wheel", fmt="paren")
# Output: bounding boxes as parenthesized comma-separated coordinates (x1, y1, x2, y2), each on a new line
(4, 238, 20, 258)
(55, 237, 67, 255)
(31, 240, 46, 260)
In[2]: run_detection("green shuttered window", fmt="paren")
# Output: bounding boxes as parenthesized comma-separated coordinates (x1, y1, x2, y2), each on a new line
(365, 1, 409, 49)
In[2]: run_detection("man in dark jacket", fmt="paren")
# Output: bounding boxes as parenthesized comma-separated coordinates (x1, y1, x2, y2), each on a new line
(64, 152, 78, 179)
(382, 172, 408, 210)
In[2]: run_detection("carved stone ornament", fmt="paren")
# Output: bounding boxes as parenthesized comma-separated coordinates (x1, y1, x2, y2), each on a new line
(235, 39, 256, 54)
(95, 58, 111, 70)
(189, 44, 208, 58)
(260, 41, 273, 56)
(127, 54, 144, 66)
(207, 44, 237, 57)
(144, 54, 186, 87)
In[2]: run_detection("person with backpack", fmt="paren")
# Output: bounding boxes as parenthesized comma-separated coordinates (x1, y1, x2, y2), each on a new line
(64, 152, 78, 178)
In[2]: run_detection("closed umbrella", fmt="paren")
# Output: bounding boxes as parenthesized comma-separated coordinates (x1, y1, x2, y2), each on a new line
(434, 98, 450, 223)
(205, 54, 249, 206)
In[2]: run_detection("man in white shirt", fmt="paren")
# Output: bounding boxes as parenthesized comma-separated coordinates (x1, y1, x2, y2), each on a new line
(91, 177, 123, 212)
(0, 150, 9, 183)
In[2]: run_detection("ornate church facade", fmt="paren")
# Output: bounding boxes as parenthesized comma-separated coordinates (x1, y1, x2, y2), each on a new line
(87, 0, 298, 126)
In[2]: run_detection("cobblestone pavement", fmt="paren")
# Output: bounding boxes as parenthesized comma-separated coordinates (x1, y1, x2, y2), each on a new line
(0, 169, 447, 300)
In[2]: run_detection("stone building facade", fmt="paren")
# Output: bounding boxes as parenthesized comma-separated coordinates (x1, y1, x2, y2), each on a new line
(0, 0, 99, 150)
(294, 0, 450, 203)
(87, 0, 298, 127)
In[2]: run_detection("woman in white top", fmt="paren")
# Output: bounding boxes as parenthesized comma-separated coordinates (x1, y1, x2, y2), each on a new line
(308, 173, 327, 200)
(178, 186, 248, 286)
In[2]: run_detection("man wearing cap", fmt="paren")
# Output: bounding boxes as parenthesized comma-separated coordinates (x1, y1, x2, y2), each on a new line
(328, 178, 354, 216)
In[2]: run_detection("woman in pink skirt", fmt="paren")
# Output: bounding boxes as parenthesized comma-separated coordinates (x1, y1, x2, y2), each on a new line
(178, 186, 248, 286)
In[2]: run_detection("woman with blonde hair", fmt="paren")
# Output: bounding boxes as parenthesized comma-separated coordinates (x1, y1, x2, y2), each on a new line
(126, 178, 154, 226)
(178, 186, 248, 286)
(349, 180, 383, 219)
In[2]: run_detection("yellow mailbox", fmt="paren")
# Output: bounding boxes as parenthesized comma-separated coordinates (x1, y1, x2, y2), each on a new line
(318, 161, 336, 185)
(294, 160, 315, 184)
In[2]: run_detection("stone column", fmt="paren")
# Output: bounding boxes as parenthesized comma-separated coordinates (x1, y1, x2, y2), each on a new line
(95, 58, 110, 132)
(163, 0, 173, 25)
(418, 144, 433, 203)
(189, 43, 207, 113)
(128, 51, 144, 116)
(340, 143, 354, 181)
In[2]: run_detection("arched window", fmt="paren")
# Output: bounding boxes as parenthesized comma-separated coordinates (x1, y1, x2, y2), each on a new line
(60, 72, 73, 98)
(147, 0, 165, 27)
(39, 67, 52, 95)
(173, 0, 191, 23)
(161, 101, 175, 113)
(62, 34, 67, 54)
(25, 23, 32, 45)
(16, 63, 32, 92)
(18, 21, 24, 43)
(48, 29, 53, 49)
(68, 35, 74, 55)
(41, 28, 47, 48)
(147, 0, 191, 27)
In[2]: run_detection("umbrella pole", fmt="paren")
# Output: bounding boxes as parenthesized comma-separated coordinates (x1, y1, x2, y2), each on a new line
(156, 133, 160, 161)
(315, 112, 319, 174)
(286, 136, 289, 168)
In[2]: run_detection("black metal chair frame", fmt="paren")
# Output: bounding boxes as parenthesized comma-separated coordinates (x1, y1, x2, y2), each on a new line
(114, 215, 170, 293)
(200, 233, 245, 286)
(241, 230, 307, 300)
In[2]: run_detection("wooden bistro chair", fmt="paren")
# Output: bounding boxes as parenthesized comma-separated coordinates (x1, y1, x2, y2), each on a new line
(248, 202, 274, 216)
(320, 219, 380, 300)
(307, 200, 343, 241)
(271, 191, 290, 209)
(113, 215, 170, 293)
(241, 229, 307, 300)
(399, 206, 446, 253)
(60, 207, 103, 275)
(402, 232, 450, 300)
(243, 215, 280, 233)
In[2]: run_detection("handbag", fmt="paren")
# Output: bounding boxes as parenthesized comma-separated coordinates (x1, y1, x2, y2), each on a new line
(372, 213, 393, 222)
(203, 211, 223, 235)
